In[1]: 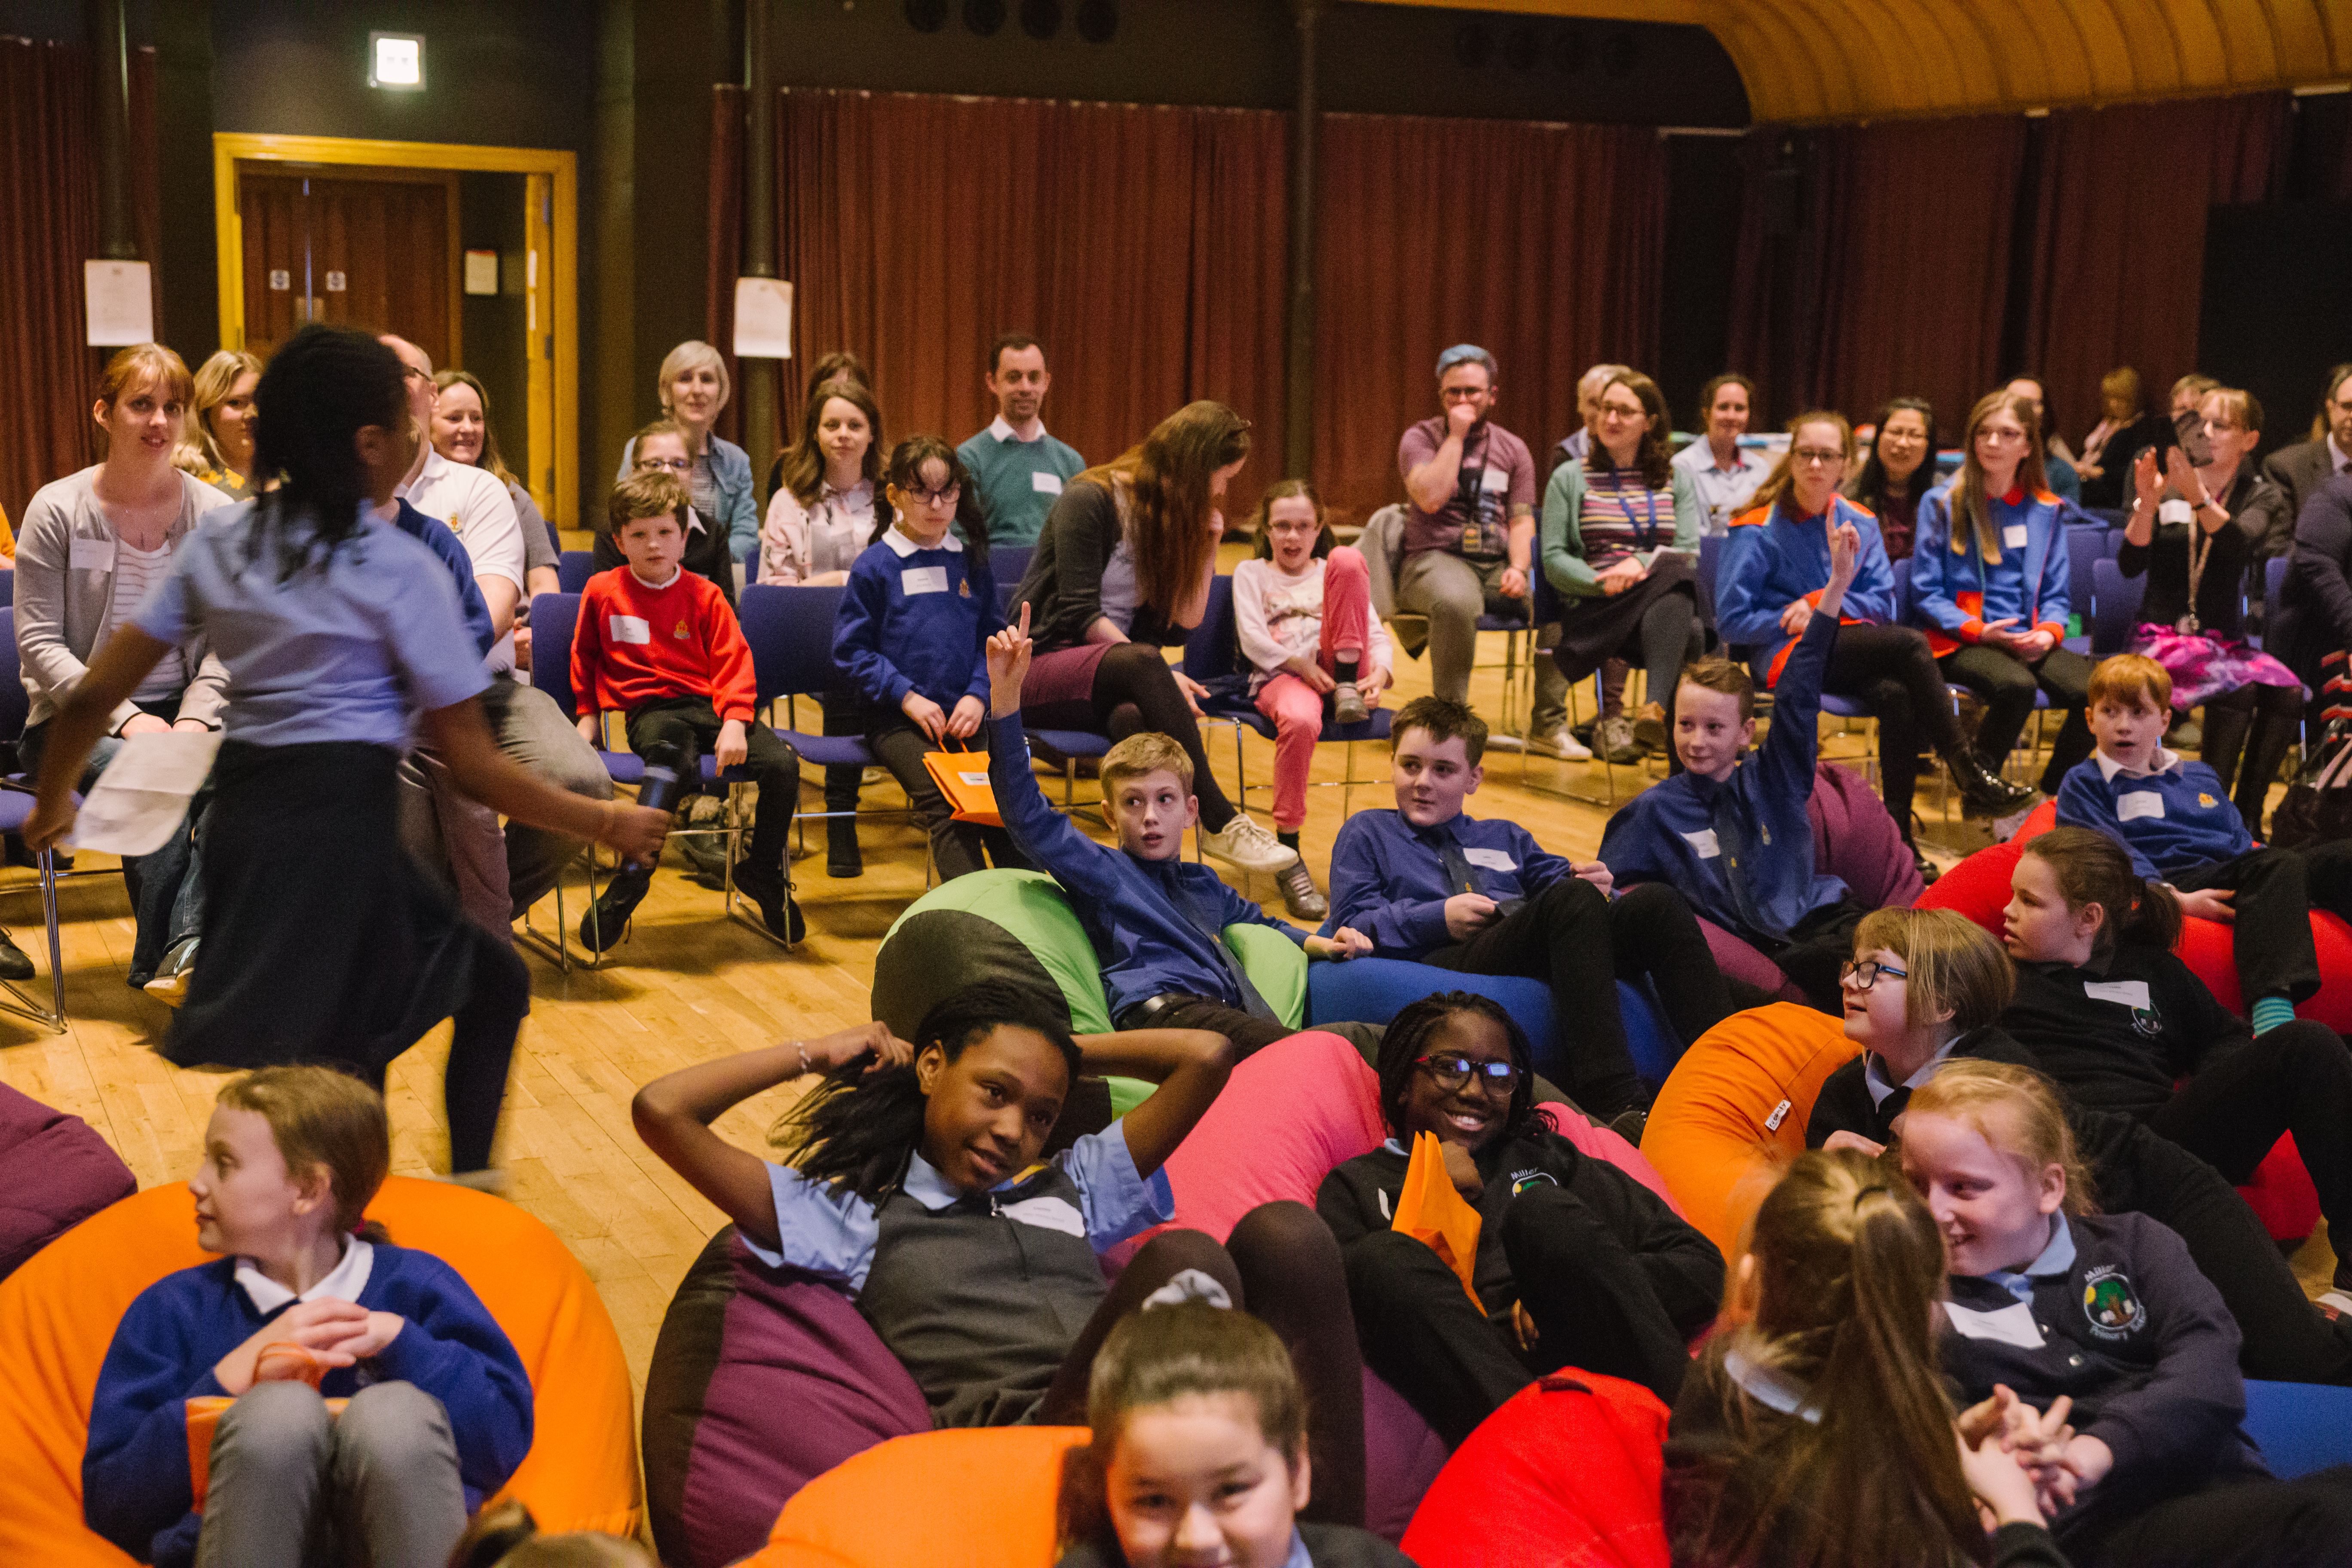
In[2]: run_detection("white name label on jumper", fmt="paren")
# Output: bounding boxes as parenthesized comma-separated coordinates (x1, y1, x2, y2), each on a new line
(1462, 847, 1517, 872)
(609, 615, 651, 645)
(902, 566, 949, 595)
(70, 536, 116, 572)
(2117, 791, 2165, 821)
(1481, 466, 1512, 493)
(1032, 471, 1064, 495)
(1683, 828, 1722, 858)
(2003, 524, 2029, 548)
(1945, 1299, 2047, 1349)
(2084, 979, 2153, 1011)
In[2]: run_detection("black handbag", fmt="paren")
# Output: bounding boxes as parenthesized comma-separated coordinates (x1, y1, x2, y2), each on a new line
(2272, 655, 2352, 847)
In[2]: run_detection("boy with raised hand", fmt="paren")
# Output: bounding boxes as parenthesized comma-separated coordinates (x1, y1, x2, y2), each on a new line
(571, 471, 803, 949)
(985, 604, 1369, 1056)
(2055, 652, 2352, 1034)
(1596, 517, 1868, 1011)
(1322, 695, 1731, 1130)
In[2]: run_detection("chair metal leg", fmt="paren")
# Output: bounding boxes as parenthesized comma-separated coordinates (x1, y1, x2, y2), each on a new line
(0, 847, 69, 1033)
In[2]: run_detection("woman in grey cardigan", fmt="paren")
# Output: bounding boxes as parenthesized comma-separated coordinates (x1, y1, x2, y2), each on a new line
(16, 344, 231, 995)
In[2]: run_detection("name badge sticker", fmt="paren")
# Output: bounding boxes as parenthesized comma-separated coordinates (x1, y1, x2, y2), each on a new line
(2084, 979, 2153, 1011)
(1480, 466, 1512, 493)
(1683, 828, 1723, 859)
(2116, 791, 2165, 821)
(609, 615, 651, 645)
(1031, 471, 1064, 495)
(70, 536, 116, 572)
(1462, 847, 1517, 872)
(901, 566, 950, 596)
(1945, 1299, 2048, 1350)
(2003, 524, 2030, 548)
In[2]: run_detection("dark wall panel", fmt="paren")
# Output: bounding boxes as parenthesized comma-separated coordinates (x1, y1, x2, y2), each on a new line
(2199, 200, 2352, 465)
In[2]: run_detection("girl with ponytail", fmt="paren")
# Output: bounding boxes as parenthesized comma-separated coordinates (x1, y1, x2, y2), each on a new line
(1664, 1147, 2068, 1567)
(2003, 827, 2352, 1310)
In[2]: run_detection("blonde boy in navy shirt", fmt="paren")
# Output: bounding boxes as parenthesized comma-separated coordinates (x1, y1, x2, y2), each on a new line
(2055, 652, 2352, 1033)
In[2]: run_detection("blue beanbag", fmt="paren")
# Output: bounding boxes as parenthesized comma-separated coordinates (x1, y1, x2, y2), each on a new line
(1305, 957, 1684, 1089)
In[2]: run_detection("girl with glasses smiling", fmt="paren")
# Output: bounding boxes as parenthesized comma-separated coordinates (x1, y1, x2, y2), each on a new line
(1315, 990, 1723, 1447)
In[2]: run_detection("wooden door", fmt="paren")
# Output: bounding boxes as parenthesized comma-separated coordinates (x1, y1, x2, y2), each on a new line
(524, 171, 555, 517)
(234, 165, 458, 368)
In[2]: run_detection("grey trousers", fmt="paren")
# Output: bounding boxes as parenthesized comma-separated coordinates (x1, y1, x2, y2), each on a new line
(195, 1380, 466, 1568)
(1393, 549, 1568, 732)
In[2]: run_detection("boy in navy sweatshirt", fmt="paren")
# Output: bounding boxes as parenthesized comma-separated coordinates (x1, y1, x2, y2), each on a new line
(1323, 695, 1732, 1123)
(1597, 515, 1868, 1008)
(2055, 652, 2352, 1033)
(985, 605, 1370, 1055)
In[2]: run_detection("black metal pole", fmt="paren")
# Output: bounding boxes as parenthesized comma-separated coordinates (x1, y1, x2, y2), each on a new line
(91, 0, 135, 260)
(1283, 0, 1320, 480)
(741, 0, 780, 499)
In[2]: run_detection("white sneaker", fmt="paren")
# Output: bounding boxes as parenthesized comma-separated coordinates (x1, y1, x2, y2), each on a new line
(1198, 813, 1302, 873)
(1528, 727, 1594, 761)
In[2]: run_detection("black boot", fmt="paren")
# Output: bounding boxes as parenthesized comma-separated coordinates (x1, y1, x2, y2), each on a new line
(579, 865, 652, 953)
(2236, 710, 2299, 841)
(826, 818, 862, 879)
(1945, 748, 2037, 818)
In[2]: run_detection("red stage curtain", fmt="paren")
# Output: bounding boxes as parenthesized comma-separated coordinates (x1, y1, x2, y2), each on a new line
(1311, 113, 1668, 521)
(1726, 116, 2027, 435)
(721, 89, 1287, 520)
(0, 41, 160, 526)
(2019, 93, 2288, 445)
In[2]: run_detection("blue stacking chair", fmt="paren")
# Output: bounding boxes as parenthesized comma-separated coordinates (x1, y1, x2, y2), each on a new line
(2244, 1381, 2352, 1479)
(2090, 557, 2147, 655)
(2258, 555, 2288, 651)
(1179, 576, 1393, 830)
(735, 583, 887, 904)
(0, 608, 68, 1030)
(543, 518, 561, 557)
(989, 543, 1033, 617)
(557, 550, 597, 594)
(518, 591, 758, 967)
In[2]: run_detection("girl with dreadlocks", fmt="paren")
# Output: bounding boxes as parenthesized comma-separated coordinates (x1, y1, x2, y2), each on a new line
(1314, 991, 1724, 1446)
(24, 325, 669, 1179)
(631, 982, 1373, 1526)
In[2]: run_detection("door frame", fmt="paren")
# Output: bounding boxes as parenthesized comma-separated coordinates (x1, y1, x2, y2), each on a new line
(213, 133, 579, 528)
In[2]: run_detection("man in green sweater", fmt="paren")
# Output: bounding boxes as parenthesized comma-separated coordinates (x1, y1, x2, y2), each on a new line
(957, 333, 1086, 549)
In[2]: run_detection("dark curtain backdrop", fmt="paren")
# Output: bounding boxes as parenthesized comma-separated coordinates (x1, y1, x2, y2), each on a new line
(0, 40, 161, 526)
(709, 87, 1288, 521)
(1727, 116, 2027, 434)
(1313, 113, 1668, 521)
(2019, 93, 2289, 444)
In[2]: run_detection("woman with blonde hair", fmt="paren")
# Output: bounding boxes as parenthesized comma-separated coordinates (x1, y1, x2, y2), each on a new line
(1008, 400, 1298, 875)
(178, 348, 264, 499)
(1907, 390, 2094, 794)
(613, 340, 757, 560)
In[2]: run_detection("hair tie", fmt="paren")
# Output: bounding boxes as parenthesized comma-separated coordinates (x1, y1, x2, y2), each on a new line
(1852, 1183, 1887, 1211)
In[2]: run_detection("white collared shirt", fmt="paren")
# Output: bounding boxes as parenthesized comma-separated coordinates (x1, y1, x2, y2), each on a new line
(2091, 745, 2182, 783)
(398, 447, 527, 673)
(882, 524, 962, 559)
(2333, 436, 2352, 477)
(988, 413, 1050, 445)
(1863, 1035, 1963, 1109)
(234, 1237, 375, 1315)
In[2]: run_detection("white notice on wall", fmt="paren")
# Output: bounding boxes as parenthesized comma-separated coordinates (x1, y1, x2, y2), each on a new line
(464, 250, 499, 295)
(85, 260, 153, 347)
(734, 277, 794, 359)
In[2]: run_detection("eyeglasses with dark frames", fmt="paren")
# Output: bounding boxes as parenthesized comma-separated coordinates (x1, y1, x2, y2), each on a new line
(1415, 1053, 1519, 1094)
(1839, 959, 1908, 991)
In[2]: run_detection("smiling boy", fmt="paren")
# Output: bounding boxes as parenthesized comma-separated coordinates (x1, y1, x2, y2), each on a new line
(1596, 520, 1868, 1008)
(1323, 695, 1731, 1125)
(985, 607, 1367, 1056)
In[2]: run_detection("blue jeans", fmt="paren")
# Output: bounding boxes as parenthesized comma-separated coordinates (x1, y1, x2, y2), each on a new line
(21, 698, 205, 983)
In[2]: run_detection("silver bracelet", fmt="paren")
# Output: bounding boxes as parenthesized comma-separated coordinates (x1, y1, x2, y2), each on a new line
(794, 1040, 810, 1076)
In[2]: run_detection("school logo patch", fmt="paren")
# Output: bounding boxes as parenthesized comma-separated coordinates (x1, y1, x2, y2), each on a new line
(958, 578, 971, 597)
(2131, 1005, 2165, 1039)
(2081, 1265, 2146, 1339)
(2199, 792, 2217, 809)
(1510, 1169, 1558, 1195)
(674, 619, 691, 639)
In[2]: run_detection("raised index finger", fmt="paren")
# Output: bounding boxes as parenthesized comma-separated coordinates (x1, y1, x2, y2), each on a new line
(1017, 601, 1031, 639)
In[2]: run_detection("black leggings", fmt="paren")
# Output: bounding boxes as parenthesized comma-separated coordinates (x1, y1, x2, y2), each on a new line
(2199, 681, 2302, 833)
(1343, 1185, 1700, 1446)
(1036, 1202, 1365, 1526)
(2066, 1467, 2352, 1568)
(1938, 642, 2095, 793)
(355, 932, 529, 1175)
(2170, 842, 2352, 1004)
(1026, 642, 1237, 831)
(1819, 624, 1967, 837)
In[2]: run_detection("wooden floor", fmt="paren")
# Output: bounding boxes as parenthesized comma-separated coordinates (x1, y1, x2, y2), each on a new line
(1, 576, 2333, 1405)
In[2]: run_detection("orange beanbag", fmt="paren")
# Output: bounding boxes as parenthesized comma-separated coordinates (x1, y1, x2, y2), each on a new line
(1640, 1004, 1861, 1261)
(0, 1178, 641, 1567)
(740, 1425, 1087, 1568)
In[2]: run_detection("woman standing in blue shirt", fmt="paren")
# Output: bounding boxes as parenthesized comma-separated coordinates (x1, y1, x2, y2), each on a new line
(23, 325, 670, 1179)
(1909, 390, 2095, 797)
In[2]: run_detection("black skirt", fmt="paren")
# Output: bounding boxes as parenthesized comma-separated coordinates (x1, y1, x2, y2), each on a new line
(164, 740, 488, 1074)
(1550, 551, 1698, 684)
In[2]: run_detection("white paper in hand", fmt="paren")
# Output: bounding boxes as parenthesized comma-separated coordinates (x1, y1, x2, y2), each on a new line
(68, 730, 222, 857)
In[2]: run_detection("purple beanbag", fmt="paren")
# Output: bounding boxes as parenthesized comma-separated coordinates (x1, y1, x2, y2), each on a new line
(0, 1083, 134, 1282)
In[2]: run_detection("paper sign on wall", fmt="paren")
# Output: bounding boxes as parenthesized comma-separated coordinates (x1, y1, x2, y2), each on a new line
(464, 250, 499, 295)
(85, 260, 153, 347)
(733, 277, 794, 360)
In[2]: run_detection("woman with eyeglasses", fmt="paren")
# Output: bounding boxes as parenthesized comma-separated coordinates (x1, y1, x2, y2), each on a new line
(1908, 389, 2095, 797)
(1842, 397, 1937, 560)
(614, 340, 758, 564)
(1538, 369, 1704, 764)
(1717, 412, 2031, 877)
(595, 418, 741, 608)
(1315, 990, 1724, 1448)
(2116, 387, 2300, 835)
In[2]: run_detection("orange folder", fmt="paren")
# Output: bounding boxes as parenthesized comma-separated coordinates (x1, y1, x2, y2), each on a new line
(922, 744, 1001, 826)
(1392, 1130, 1484, 1309)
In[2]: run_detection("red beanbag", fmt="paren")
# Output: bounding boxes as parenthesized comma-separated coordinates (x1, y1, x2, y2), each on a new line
(1400, 1371, 1671, 1568)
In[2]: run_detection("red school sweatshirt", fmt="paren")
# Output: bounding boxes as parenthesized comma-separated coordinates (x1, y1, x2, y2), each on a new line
(573, 565, 758, 720)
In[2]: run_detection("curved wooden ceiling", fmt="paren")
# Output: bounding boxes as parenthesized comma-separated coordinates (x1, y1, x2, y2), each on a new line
(1357, 0, 2352, 123)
